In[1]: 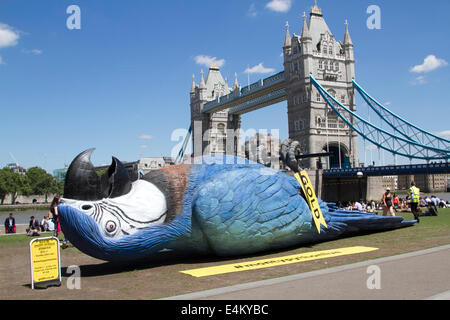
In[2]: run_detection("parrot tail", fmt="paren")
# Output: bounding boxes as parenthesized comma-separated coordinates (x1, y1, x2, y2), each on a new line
(322, 203, 416, 238)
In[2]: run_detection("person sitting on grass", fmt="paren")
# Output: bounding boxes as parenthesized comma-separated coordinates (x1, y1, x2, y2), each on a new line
(40, 216, 50, 232)
(431, 196, 439, 214)
(353, 201, 364, 212)
(26, 216, 40, 237)
(426, 200, 438, 216)
(4, 213, 16, 234)
(419, 197, 427, 208)
(393, 194, 400, 210)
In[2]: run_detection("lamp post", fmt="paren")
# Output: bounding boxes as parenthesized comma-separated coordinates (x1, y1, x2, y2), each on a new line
(357, 171, 364, 202)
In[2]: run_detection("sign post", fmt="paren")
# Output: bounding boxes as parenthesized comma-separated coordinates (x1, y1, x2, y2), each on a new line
(294, 170, 328, 234)
(30, 237, 61, 289)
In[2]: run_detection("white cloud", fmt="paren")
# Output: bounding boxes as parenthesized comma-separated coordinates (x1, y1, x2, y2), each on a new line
(266, 0, 292, 13)
(436, 130, 450, 137)
(23, 49, 43, 55)
(0, 56, 4, 65)
(140, 145, 148, 149)
(245, 63, 275, 74)
(410, 55, 448, 73)
(411, 75, 427, 86)
(194, 55, 225, 68)
(0, 23, 20, 48)
(248, 3, 258, 17)
(139, 134, 154, 140)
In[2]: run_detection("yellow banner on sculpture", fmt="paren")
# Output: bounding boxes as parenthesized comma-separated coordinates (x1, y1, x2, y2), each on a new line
(30, 237, 61, 289)
(180, 246, 379, 277)
(294, 171, 328, 234)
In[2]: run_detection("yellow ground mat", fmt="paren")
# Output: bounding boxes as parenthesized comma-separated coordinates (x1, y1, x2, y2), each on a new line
(180, 246, 379, 277)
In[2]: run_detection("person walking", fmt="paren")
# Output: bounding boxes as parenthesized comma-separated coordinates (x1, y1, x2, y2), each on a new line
(382, 188, 396, 217)
(409, 181, 420, 223)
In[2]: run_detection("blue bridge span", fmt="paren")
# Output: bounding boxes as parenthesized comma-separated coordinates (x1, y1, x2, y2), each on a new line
(324, 162, 450, 177)
(191, 72, 450, 166)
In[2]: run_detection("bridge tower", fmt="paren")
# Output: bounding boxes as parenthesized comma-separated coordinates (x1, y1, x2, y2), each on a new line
(190, 64, 241, 157)
(283, 1, 358, 169)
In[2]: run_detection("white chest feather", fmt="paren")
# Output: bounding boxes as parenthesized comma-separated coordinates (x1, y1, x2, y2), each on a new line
(63, 180, 167, 239)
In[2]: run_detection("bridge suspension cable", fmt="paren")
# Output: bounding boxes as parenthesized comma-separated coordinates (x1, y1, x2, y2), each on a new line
(353, 79, 450, 151)
(175, 125, 192, 164)
(310, 75, 450, 161)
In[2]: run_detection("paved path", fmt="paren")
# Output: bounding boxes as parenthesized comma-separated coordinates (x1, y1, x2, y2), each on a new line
(165, 244, 450, 300)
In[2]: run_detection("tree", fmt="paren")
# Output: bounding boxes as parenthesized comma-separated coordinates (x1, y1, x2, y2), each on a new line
(0, 168, 32, 204)
(26, 167, 59, 203)
(0, 168, 13, 204)
(10, 173, 32, 204)
(0, 166, 62, 204)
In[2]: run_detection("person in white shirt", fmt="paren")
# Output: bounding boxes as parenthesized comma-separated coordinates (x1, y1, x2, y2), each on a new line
(40, 216, 50, 232)
(433, 196, 440, 207)
(47, 219, 55, 231)
(353, 201, 363, 211)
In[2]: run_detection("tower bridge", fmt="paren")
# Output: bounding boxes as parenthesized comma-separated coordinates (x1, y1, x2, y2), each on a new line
(189, 1, 358, 169)
(182, 1, 450, 201)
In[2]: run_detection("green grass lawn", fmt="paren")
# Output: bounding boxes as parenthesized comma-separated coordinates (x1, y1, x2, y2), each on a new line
(0, 232, 58, 248)
(395, 208, 450, 237)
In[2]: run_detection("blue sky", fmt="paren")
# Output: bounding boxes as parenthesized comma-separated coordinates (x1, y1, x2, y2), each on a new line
(0, 0, 449, 172)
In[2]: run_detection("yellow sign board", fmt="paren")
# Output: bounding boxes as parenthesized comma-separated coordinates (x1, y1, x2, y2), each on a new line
(294, 171, 328, 234)
(181, 246, 379, 277)
(30, 237, 61, 289)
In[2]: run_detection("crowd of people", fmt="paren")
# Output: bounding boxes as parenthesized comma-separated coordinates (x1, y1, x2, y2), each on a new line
(4, 213, 56, 236)
(3, 196, 69, 249)
(337, 181, 449, 221)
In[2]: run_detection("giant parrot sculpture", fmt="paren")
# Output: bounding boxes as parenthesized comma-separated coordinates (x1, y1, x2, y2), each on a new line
(58, 141, 416, 262)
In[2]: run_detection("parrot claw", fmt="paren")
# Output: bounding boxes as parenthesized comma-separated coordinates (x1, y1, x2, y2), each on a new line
(280, 139, 302, 173)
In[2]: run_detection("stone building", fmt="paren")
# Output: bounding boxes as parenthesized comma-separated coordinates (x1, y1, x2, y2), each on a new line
(283, 2, 358, 169)
(95, 157, 174, 181)
(244, 133, 281, 169)
(95, 161, 139, 181)
(5, 163, 27, 174)
(397, 174, 449, 193)
(138, 157, 173, 175)
(190, 64, 241, 157)
(53, 166, 68, 183)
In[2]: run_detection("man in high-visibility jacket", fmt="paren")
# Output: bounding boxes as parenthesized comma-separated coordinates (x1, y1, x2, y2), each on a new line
(409, 181, 420, 223)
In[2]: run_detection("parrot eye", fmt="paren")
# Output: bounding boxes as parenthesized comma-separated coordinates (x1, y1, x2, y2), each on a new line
(105, 220, 117, 233)
(82, 204, 93, 211)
